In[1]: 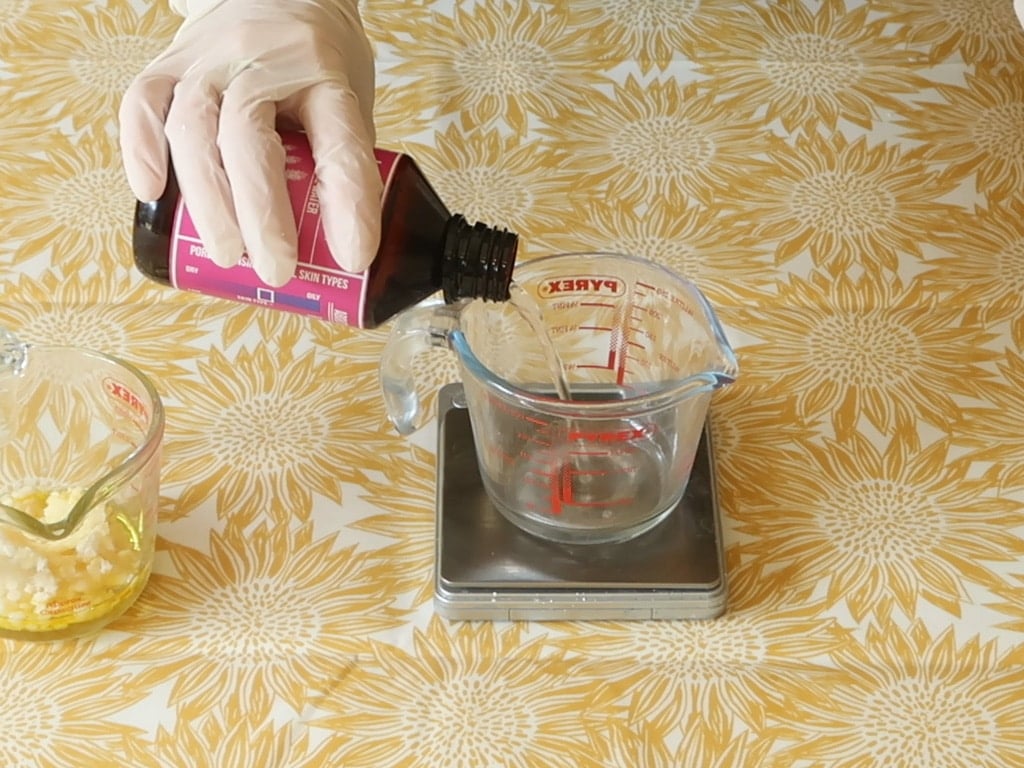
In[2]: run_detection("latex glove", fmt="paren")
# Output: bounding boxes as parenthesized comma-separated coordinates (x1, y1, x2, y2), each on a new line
(120, 0, 381, 286)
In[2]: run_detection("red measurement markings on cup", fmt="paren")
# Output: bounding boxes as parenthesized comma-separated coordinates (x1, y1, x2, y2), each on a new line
(103, 377, 150, 433)
(500, 419, 652, 516)
(623, 280, 691, 379)
(574, 294, 629, 386)
(574, 280, 668, 386)
(539, 273, 639, 386)
(622, 280, 657, 384)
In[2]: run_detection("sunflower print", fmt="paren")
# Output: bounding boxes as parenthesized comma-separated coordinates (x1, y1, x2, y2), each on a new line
(399, 123, 574, 251)
(380, 0, 609, 135)
(370, 80, 436, 147)
(0, 639, 160, 768)
(159, 343, 403, 526)
(531, 193, 777, 307)
(106, 521, 407, 719)
(698, 0, 935, 134)
(735, 270, 1003, 440)
(913, 200, 1024, 349)
(211, 299, 314, 355)
(738, 130, 963, 275)
(988, 568, 1024, 635)
(207, 300, 454, 449)
(0, 0, 64, 47)
(214, 297, 392, 377)
(894, 64, 1024, 205)
(541, 73, 774, 207)
(5, 0, 1024, 765)
(766, 608, 1024, 768)
(543, 591, 851, 733)
(300, 616, 625, 768)
(566, 0, 747, 72)
(352, 442, 438, 607)
(0, 0, 176, 127)
(708, 383, 820, 510)
(0, 130, 138, 280)
(731, 426, 1024, 622)
(0, 269, 209, 382)
(868, 0, 1024, 65)
(954, 348, 1024, 487)
(598, 707, 775, 768)
(154, 685, 295, 767)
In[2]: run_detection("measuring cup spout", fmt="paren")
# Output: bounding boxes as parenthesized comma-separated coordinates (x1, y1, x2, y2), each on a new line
(683, 293, 740, 396)
(649, 309, 738, 402)
(713, 370, 737, 388)
(707, 345, 739, 391)
(698, 368, 737, 398)
(647, 366, 736, 404)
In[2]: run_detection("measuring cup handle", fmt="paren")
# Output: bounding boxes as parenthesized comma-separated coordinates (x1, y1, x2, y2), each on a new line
(379, 302, 462, 435)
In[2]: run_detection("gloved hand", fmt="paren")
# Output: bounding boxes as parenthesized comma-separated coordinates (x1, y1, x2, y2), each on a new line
(120, 0, 381, 286)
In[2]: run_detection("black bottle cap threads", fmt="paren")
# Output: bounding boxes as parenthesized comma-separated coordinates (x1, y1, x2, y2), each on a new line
(441, 214, 518, 304)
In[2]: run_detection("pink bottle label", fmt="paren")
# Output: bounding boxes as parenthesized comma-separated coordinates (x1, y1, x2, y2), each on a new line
(168, 135, 398, 329)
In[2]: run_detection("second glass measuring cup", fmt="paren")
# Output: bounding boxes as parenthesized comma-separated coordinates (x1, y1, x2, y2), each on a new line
(0, 331, 164, 640)
(380, 252, 738, 544)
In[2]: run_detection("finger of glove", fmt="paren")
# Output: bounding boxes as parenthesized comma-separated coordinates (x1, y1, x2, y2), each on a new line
(165, 77, 245, 269)
(297, 80, 382, 274)
(219, 82, 298, 288)
(119, 74, 177, 201)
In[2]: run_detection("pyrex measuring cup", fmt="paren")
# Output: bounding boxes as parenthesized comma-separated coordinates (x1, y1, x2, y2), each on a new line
(380, 252, 738, 544)
(0, 330, 164, 640)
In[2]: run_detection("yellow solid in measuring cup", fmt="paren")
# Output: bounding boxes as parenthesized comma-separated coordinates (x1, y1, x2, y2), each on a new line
(0, 487, 148, 637)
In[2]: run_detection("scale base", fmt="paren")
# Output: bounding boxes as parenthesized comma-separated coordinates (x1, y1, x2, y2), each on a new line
(434, 384, 727, 621)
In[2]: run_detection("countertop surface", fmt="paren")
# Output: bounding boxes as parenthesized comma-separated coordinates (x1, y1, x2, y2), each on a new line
(2, 1, 1024, 765)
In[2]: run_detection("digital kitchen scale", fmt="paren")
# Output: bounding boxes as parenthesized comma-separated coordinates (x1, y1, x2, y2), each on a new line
(434, 384, 728, 621)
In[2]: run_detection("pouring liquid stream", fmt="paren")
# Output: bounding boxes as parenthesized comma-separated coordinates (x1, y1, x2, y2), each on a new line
(507, 283, 573, 401)
(502, 283, 666, 528)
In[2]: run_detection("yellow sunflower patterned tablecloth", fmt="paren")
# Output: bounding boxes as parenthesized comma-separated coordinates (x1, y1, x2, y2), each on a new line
(2, 0, 1024, 765)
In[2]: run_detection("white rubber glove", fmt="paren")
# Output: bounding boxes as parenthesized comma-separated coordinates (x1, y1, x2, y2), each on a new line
(120, 0, 381, 286)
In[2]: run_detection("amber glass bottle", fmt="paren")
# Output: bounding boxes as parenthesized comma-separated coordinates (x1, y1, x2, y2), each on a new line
(132, 132, 518, 329)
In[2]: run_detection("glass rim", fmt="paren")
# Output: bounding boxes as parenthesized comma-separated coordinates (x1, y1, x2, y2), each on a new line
(2, 344, 165, 535)
(451, 251, 739, 416)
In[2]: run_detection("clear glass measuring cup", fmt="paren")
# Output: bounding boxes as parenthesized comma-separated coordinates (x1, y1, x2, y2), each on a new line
(380, 252, 738, 545)
(0, 330, 164, 640)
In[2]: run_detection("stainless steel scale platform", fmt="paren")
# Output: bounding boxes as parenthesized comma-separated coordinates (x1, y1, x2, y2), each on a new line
(434, 384, 728, 621)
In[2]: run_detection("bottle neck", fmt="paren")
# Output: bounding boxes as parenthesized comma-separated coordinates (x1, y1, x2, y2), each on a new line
(441, 214, 518, 304)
